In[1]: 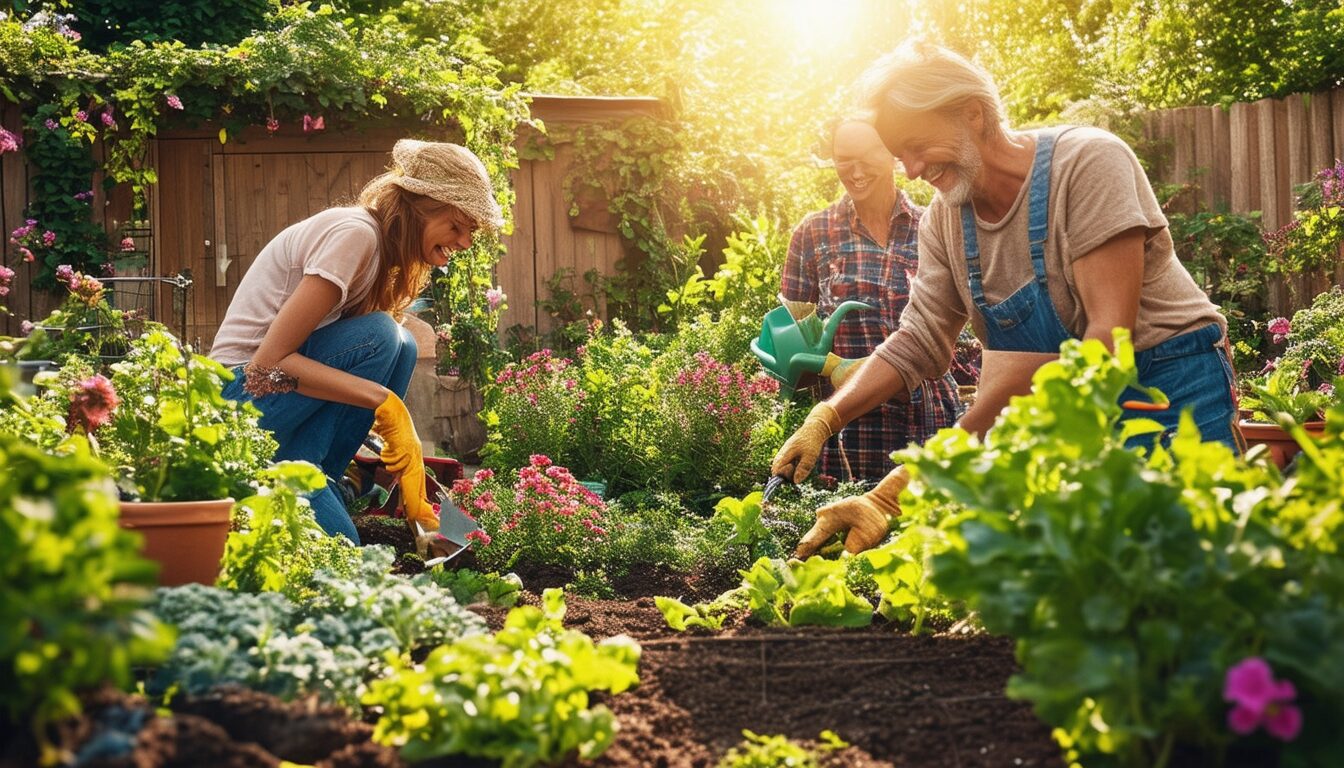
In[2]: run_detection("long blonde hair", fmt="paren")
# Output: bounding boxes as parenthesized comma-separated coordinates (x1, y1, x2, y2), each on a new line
(353, 182, 457, 319)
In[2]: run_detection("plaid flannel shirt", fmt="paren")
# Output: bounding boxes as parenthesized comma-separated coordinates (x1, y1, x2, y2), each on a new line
(781, 193, 962, 483)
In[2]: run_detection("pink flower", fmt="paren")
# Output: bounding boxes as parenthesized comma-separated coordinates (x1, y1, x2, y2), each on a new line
(0, 126, 20, 154)
(165, 95, 184, 110)
(303, 114, 325, 133)
(44, 119, 58, 130)
(1338, 356, 1344, 376)
(1267, 317, 1291, 344)
(474, 469, 494, 482)
(20, 247, 34, 262)
(55, 264, 75, 285)
(74, 110, 87, 123)
(68, 375, 119, 433)
(266, 117, 280, 134)
(100, 109, 116, 128)
(120, 236, 136, 252)
(42, 230, 56, 247)
(1224, 657, 1302, 742)
(465, 529, 492, 547)
(20, 320, 34, 335)
(485, 287, 505, 310)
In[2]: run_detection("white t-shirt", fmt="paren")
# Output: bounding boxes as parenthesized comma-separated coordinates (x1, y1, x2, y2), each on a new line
(210, 207, 381, 366)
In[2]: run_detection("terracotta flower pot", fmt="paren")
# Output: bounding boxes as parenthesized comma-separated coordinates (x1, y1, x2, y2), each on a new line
(119, 498, 234, 586)
(1238, 420, 1326, 470)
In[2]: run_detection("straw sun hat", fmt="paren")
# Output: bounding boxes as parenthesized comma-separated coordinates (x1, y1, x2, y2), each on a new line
(367, 139, 504, 231)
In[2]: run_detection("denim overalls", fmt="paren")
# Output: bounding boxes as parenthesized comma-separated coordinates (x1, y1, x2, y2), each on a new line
(959, 128, 1243, 451)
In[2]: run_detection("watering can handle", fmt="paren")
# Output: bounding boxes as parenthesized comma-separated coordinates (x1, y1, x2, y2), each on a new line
(820, 301, 874, 350)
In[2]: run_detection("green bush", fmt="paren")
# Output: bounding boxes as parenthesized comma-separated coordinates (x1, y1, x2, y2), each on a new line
(0, 372, 173, 758)
(902, 332, 1344, 767)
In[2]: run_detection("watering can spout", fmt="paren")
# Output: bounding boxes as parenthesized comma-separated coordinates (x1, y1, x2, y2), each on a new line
(820, 300, 874, 351)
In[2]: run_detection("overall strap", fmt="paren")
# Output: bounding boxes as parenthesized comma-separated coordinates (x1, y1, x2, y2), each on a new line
(1027, 128, 1064, 284)
(959, 203, 988, 306)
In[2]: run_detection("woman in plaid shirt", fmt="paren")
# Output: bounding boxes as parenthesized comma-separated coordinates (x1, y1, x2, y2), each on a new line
(781, 118, 962, 483)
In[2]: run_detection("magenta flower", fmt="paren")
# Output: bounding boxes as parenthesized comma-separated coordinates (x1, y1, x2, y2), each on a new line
(165, 94, 184, 110)
(1224, 657, 1302, 742)
(68, 375, 120, 433)
(44, 118, 58, 130)
(55, 264, 75, 285)
(42, 230, 56, 247)
(303, 114, 325, 133)
(485, 287, 505, 310)
(74, 110, 87, 123)
(119, 236, 136, 252)
(465, 529, 492, 546)
(1267, 317, 1291, 344)
(20, 247, 34, 263)
(265, 117, 280, 134)
(0, 126, 20, 154)
(100, 109, 116, 128)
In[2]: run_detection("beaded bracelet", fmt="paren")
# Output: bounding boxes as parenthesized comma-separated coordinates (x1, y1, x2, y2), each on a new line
(243, 362, 298, 397)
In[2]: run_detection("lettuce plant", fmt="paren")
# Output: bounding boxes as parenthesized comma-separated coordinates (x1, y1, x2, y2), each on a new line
(900, 331, 1344, 767)
(367, 589, 641, 767)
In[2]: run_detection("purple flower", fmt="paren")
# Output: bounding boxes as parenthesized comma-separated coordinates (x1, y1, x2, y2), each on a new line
(55, 264, 74, 285)
(1224, 657, 1302, 742)
(44, 118, 58, 131)
(0, 126, 20, 153)
(486, 287, 505, 310)
(1338, 356, 1344, 376)
(166, 94, 183, 110)
(74, 110, 87, 123)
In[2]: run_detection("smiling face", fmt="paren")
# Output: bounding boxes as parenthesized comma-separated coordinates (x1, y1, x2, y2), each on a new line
(831, 121, 896, 204)
(877, 107, 984, 207)
(420, 206, 478, 268)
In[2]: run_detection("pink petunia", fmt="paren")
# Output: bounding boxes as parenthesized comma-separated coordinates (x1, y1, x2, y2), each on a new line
(165, 95, 183, 110)
(1223, 657, 1302, 742)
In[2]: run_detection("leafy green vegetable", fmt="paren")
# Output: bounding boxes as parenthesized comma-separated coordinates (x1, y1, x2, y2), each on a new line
(1, 372, 174, 761)
(714, 491, 783, 560)
(367, 589, 641, 767)
(423, 567, 523, 608)
(899, 331, 1344, 767)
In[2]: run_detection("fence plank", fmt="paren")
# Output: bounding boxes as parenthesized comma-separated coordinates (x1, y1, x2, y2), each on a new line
(1334, 90, 1344, 165)
(1229, 101, 1260, 216)
(1212, 106, 1232, 211)
(1193, 107, 1215, 208)
(1307, 91, 1334, 177)
(1254, 99, 1282, 230)
(499, 161, 537, 334)
(1284, 93, 1312, 192)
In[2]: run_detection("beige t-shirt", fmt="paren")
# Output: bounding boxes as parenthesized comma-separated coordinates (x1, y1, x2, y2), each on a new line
(876, 126, 1226, 393)
(210, 207, 381, 366)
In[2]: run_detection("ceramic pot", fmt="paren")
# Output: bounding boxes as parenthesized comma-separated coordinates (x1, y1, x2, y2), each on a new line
(119, 498, 234, 586)
(1238, 420, 1326, 470)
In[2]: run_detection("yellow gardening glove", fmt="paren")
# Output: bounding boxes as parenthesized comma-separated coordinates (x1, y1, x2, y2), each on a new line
(794, 465, 909, 558)
(820, 353, 867, 389)
(770, 401, 843, 484)
(372, 391, 438, 530)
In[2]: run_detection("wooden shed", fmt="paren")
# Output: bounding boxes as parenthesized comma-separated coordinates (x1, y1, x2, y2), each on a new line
(1, 95, 668, 347)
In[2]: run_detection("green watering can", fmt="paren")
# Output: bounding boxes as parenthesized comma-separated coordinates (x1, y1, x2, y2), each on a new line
(751, 296, 873, 396)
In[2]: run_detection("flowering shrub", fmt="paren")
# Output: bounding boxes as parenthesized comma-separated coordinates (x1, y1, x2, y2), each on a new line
(1224, 658, 1301, 742)
(1266, 161, 1344, 280)
(447, 457, 608, 573)
(653, 351, 783, 495)
(1242, 287, 1344, 423)
(482, 350, 585, 471)
(13, 264, 139, 362)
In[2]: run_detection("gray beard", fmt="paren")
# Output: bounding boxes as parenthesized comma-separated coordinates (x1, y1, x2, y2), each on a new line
(938, 141, 983, 207)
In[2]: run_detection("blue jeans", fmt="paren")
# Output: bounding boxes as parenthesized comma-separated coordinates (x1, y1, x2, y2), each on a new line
(222, 312, 417, 542)
(1122, 323, 1244, 453)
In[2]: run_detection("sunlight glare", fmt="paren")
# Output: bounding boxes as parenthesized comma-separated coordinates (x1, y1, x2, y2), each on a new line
(781, 0, 865, 49)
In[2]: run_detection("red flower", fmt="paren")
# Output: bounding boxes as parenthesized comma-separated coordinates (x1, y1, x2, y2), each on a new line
(68, 375, 119, 433)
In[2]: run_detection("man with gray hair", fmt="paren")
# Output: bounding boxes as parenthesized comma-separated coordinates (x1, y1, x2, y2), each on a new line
(776, 41, 1242, 558)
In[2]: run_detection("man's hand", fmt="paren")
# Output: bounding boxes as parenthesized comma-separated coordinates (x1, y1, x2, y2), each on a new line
(794, 465, 909, 558)
(372, 391, 438, 529)
(770, 402, 843, 484)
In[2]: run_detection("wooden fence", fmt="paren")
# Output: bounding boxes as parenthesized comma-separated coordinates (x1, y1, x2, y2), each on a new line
(1, 95, 666, 347)
(1142, 88, 1344, 314)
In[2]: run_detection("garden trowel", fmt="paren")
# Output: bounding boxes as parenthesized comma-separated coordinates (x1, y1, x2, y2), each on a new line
(418, 487, 483, 567)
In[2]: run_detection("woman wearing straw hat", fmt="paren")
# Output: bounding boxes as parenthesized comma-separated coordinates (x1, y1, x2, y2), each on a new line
(212, 139, 503, 542)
